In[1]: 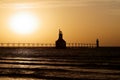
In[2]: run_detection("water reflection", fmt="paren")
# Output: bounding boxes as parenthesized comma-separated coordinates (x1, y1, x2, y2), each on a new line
(0, 77, 45, 80)
(0, 48, 120, 79)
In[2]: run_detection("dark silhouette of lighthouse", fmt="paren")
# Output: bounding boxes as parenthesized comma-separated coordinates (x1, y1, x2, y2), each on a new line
(55, 29, 66, 49)
(96, 39, 99, 48)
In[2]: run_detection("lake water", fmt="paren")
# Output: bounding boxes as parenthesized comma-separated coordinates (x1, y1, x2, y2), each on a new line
(0, 47, 120, 80)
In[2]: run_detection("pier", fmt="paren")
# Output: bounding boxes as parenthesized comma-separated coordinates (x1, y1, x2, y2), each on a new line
(0, 43, 97, 48)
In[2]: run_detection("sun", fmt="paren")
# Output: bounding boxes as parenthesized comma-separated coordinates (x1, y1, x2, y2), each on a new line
(9, 12, 39, 34)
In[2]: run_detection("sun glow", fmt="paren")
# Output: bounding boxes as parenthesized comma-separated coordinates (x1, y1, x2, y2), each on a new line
(9, 12, 39, 34)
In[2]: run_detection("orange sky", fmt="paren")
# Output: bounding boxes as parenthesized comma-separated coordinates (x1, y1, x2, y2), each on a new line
(0, 0, 120, 46)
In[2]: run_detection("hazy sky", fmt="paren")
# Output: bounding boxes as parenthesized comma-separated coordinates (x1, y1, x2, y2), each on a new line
(0, 0, 120, 46)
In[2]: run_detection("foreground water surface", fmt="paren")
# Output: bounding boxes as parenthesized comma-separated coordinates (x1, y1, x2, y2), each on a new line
(0, 47, 120, 80)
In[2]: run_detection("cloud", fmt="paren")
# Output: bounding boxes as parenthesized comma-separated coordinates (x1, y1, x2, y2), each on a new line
(0, 0, 120, 9)
(0, 0, 86, 8)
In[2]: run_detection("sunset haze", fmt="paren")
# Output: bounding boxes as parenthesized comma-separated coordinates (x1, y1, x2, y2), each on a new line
(0, 0, 120, 46)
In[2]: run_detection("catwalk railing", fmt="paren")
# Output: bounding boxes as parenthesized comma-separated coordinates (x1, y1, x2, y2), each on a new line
(0, 43, 97, 48)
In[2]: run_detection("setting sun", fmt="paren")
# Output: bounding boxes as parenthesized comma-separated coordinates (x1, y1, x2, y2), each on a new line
(9, 12, 39, 34)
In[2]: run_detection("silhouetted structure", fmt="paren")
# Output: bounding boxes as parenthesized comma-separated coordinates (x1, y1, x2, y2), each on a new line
(55, 29, 66, 49)
(96, 39, 99, 48)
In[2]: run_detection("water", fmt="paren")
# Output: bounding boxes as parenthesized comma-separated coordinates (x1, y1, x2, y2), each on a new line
(0, 47, 120, 80)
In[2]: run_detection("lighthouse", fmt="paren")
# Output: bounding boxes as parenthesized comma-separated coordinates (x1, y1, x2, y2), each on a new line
(55, 29, 66, 49)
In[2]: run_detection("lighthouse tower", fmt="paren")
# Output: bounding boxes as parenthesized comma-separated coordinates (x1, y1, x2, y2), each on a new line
(55, 29, 66, 49)
(96, 39, 99, 48)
